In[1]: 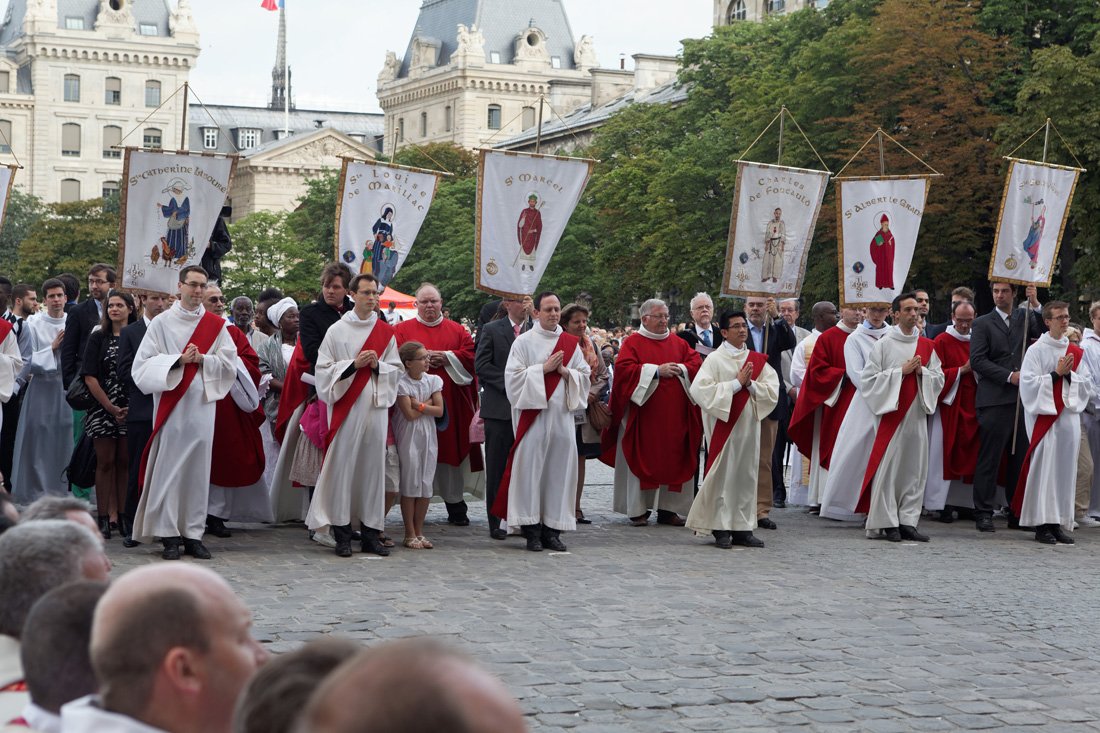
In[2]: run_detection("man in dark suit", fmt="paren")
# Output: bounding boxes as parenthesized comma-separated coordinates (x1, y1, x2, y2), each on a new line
(61, 264, 114, 387)
(678, 292, 724, 357)
(116, 292, 170, 547)
(474, 296, 531, 540)
(926, 286, 975, 339)
(298, 263, 354, 373)
(969, 281, 1044, 532)
(744, 296, 796, 528)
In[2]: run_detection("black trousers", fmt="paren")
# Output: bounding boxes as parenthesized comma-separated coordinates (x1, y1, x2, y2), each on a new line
(483, 417, 514, 530)
(123, 420, 152, 519)
(973, 403, 1029, 516)
(0, 391, 23, 491)
(771, 415, 790, 503)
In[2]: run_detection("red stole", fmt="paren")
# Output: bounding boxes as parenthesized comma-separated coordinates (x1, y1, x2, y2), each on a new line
(787, 326, 854, 469)
(0, 318, 12, 345)
(324, 319, 395, 451)
(274, 339, 311, 443)
(704, 350, 768, 475)
(210, 326, 266, 488)
(491, 332, 579, 520)
(1011, 343, 1084, 516)
(855, 337, 934, 514)
(138, 311, 226, 488)
(933, 333, 978, 481)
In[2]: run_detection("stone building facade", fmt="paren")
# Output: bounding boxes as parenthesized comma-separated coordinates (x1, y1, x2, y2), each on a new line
(714, 0, 828, 25)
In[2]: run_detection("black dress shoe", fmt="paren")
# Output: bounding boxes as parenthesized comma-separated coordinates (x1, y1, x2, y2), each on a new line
(656, 510, 685, 526)
(161, 538, 181, 560)
(807, 505, 821, 515)
(773, 499, 786, 509)
(447, 515, 471, 526)
(205, 516, 232, 538)
(98, 515, 112, 540)
(1051, 524, 1075, 545)
(731, 531, 765, 548)
(1034, 526, 1057, 545)
(1007, 513, 1021, 530)
(490, 528, 508, 540)
(883, 527, 902, 542)
(713, 531, 733, 549)
(122, 535, 141, 548)
(360, 528, 390, 556)
(937, 509, 954, 523)
(183, 539, 212, 559)
(975, 515, 995, 533)
(757, 517, 777, 530)
(541, 530, 567, 552)
(525, 536, 543, 552)
(899, 525, 930, 542)
(334, 541, 353, 557)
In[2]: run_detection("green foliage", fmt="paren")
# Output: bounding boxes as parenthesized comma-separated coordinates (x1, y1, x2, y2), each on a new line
(392, 143, 479, 177)
(223, 210, 325, 302)
(0, 188, 46, 277)
(16, 198, 118, 284)
(286, 172, 340, 265)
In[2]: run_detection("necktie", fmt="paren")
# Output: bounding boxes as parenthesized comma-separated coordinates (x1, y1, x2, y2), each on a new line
(701, 329, 711, 347)
(513, 322, 520, 338)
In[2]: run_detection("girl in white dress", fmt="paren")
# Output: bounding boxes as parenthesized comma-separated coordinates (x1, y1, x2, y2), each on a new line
(393, 341, 444, 548)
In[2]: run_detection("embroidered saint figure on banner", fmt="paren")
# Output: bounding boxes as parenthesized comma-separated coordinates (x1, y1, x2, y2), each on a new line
(364, 205, 399, 287)
(869, 213, 895, 289)
(157, 178, 191, 266)
(1021, 197, 1046, 269)
(516, 193, 543, 272)
(762, 207, 785, 283)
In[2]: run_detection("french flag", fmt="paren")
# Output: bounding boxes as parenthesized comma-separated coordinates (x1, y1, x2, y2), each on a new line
(261, 0, 283, 10)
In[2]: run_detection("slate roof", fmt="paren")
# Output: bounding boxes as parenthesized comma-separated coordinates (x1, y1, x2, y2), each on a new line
(188, 104, 385, 156)
(0, 0, 173, 46)
(398, 0, 578, 78)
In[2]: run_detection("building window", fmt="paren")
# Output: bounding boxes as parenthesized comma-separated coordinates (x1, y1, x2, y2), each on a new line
(767, 0, 786, 13)
(61, 123, 80, 157)
(64, 16, 84, 30)
(419, 111, 427, 138)
(397, 118, 404, 142)
(60, 179, 81, 203)
(487, 104, 501, 130)
(444, 105, 453, 132)
(0, 71, 10, 94)
(203, 128, 218, 149)
(728, 0, 747, 21)
(143, 127, 162, 149)
(521, 106, 536, 130)
(138, 23, 159, 36)
(551, 56, 561, 69)
(489, 51, 501, 64)
(104, 76, 121, 105)
(274, 129, 291, 140)
(0, 120, 11, 154)
(238, 128, 259, 149)
(101, 180, 120, 199)
(145, 80, 161, 108)
(63, 74, 80, 102)
(102, 125, 121, 158)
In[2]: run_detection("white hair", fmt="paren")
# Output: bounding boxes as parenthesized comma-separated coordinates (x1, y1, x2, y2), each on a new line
(689, 292, 713, 310)
(779, 298, 799, 311)
(640, 299, 667, 318)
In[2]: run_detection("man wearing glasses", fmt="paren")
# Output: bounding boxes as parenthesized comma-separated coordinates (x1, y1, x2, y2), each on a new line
(131, 266, 238, 560)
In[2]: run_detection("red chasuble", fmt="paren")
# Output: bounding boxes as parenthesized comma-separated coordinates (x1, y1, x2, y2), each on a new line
(395, 318, 483, 471)
(599, 332, 703, 490)
(933, 332, 978, 482)
(788, 326, 855, 469)
(210, 325, 267, 488)
(274, 340, 311, 444)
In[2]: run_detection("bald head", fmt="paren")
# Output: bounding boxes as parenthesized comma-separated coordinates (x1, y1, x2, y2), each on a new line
(810, 301, 838, 332)
(203, 283, 226, 317)
(302, 639, 526, 733)
(415, 283, 443, 322)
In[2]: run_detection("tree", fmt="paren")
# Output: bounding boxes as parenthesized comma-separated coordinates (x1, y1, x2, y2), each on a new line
(16, 198, 118, 285)
(0, 188, 46, 277)
(286, 172, 340, 265)
(392, 143, 479, 177)
(222, 210, 325, 302)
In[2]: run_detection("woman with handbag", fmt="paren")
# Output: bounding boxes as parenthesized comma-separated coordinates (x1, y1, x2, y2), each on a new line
(562, 303, 609, 525)
(81, 291, 136, 538)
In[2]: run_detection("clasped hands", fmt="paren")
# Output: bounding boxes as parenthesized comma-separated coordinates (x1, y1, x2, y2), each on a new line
(901, 356, 923, 376)
(542, 350, 569, 376)
(354, 349, 380, 370)
(180, 343, 204, 365)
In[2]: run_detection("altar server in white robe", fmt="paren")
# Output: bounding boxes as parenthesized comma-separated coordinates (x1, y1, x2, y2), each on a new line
(497, 292, 590, 552)
(0, 308, 21, 442)
(305, 273, 402, 558)
(1016, 301, 1094, 545)
(131, 266, 237, 561)
(859, 292, 944, 542)
(687, 310, 779, 549)
(11, 279, 71, 502)
(820, 304, 891, 521)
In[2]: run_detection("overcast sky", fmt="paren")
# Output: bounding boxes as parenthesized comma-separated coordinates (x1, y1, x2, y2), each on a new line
(175, 1, 715, 113)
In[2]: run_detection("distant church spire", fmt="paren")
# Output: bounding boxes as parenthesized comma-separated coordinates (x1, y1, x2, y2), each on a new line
(269, 4, 292, 111)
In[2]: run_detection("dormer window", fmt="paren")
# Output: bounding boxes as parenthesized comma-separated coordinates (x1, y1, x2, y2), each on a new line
(139, 23, 159, 36)
(489, 51, 501, 64)
(65, 17, 84, 30)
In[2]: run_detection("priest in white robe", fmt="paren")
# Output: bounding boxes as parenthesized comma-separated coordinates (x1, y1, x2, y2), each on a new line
(1016, 301, 1094, 544)
(11, 280, 71, 503)
(305, 273, 402, 558)
(859, 293, 944, 542)
(131, 266, 237, 561)
(686, 310, 779, 549)
(496, 293, 590, 552)
(819, 305, 892, 522)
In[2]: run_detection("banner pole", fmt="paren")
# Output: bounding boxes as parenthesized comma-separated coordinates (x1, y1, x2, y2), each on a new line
(1042, 118, 1050, 164)
(179, 82, 189, 151)
(776, 106, 785, 165)
(535, 94, 545, 155)
(877, 129, 885, 176)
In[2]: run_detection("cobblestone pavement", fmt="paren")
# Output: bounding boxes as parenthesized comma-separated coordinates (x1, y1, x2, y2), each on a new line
(108, 461, 1100, 732)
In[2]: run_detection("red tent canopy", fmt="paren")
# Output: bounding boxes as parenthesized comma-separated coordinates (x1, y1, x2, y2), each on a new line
(380, 286, 415, 308)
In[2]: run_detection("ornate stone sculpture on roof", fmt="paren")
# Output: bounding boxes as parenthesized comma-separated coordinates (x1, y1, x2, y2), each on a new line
(574, 35, 597, 72)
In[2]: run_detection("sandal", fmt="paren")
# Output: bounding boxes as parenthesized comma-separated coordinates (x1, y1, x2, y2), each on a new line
(380, 533, 396, 548)
(576, 510, 592, 525)
(417, 535, 434, 549)
(402, 537, 423, 549)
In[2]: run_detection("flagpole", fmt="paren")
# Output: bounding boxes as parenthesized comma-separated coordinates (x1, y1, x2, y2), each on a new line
(283, 2, 289, 136)
(179, 81, 189, 151)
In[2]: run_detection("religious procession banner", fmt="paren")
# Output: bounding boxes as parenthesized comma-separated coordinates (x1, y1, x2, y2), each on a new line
(721, 161, 829, 298)
(475, 149, 595, 298)
(118, 149, 236, 294)
(334, 159, 442, 289)
(0, 165, 17, 236)
(836, 177, 931, 306)
(989, 158, 1083, 287)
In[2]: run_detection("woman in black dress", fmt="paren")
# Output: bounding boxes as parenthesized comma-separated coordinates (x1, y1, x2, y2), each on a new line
(82, 291, 136, 538)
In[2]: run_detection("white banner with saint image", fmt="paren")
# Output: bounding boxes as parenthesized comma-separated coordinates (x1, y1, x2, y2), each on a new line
(721, 161, 829, 298)
(989, 159, 1082, 287)
(119, 149, 235, 294)
(837, 177, 930, 306)
(475, 150, 594, 298)
(335, 160, 441, 289)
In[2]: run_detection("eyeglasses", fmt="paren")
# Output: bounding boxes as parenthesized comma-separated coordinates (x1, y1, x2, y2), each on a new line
(206, 296, 227, 303)
(183, 281, 208, 289)
(88, 277, 109, 286)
